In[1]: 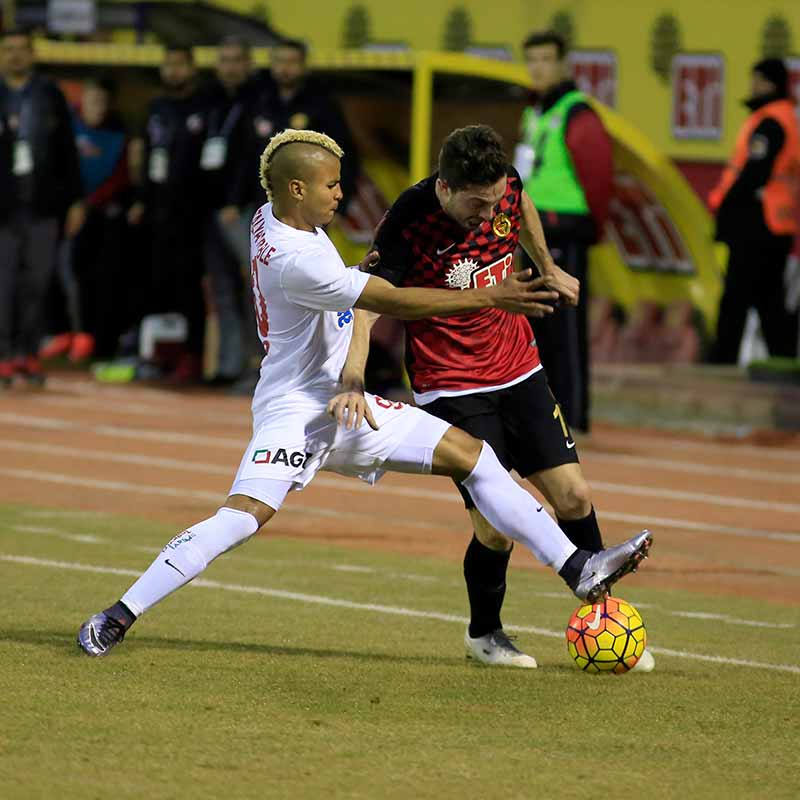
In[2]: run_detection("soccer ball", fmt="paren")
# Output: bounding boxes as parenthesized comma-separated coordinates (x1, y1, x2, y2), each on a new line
(566, 597, 646, 674)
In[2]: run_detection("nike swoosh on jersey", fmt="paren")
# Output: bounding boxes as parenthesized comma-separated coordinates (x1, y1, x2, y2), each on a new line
(566, 440, 576, 449)
(436, 243, 456, 254)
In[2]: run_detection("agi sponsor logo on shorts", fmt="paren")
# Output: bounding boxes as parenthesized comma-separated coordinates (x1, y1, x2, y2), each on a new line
(252, 448, 313, 468)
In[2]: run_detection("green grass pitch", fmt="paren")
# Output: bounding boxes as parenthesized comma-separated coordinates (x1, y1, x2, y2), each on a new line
(1, 504, 798, 799)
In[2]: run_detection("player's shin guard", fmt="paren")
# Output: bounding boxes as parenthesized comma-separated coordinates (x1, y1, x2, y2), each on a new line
(461, 443, 576, 570)
(120, 507, 259, 616)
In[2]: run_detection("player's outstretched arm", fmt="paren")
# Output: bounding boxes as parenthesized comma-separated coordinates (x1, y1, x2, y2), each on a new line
(331, 305, 381, 432)
(519, 192, 579, 306)
(340, 309, 380, 393)
(354, 272, 558, 320)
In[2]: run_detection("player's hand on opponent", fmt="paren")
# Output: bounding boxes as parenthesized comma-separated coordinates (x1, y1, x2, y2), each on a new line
(327, 391, 380, 431)
(541, 264, 579, 306)
(357, 250, 380, 272)
(491, 270, 560, 317)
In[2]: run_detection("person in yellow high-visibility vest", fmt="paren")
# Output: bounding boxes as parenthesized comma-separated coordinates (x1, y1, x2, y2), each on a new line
(514, 31, 613, 432)
(708, 58, 800, 363)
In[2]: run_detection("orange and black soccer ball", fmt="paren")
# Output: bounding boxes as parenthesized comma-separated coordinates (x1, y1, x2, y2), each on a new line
(566, 597, 646, 674)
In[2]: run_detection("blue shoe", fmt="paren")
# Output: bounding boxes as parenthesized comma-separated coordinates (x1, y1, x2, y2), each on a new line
(77, 612, 127, 657)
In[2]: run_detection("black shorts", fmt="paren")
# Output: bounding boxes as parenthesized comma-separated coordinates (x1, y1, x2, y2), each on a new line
(423, 369, 579, 509)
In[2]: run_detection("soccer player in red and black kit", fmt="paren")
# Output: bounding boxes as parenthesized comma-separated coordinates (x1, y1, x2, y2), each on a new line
(341, 125, 654, 670)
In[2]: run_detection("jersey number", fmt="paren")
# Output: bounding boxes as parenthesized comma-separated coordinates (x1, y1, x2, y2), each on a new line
(374, 396, 405, 410)
(251, 256, 270, 353)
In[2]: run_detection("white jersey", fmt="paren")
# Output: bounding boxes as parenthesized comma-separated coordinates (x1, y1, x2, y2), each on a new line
(248, 202, 370, 423)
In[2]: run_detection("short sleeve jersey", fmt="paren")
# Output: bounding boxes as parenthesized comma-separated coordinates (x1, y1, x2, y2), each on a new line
(249, 202, 370, 421)
(372, 166, 540, 403)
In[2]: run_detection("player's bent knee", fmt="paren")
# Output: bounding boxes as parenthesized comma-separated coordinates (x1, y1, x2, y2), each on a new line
(431, 426, 483, 481)
(555, 480, 592, 519)
(225, 494, 277, 528)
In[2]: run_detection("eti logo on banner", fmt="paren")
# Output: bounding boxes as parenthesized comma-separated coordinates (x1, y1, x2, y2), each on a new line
(569, 50, 618, 108)
(671, 53, 724, 140)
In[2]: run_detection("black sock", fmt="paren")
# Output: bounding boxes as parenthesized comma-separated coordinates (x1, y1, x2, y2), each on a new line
(463, 534, 512, 639)
(104, 600, 137, 630)
(558, 549, 591, 590)
(558, 507, 604, 553)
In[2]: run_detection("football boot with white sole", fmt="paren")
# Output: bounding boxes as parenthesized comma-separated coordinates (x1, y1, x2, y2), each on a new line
(630, 648, 656, 673)
(464, 628, 538, 668)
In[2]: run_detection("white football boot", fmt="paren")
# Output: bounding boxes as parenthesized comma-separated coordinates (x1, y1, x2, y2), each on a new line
(465, 628, 538, 668)
(630, 648, 656, 673)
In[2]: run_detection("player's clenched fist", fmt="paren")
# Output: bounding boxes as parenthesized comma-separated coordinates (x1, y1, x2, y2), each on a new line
(489, 269, 559, 317)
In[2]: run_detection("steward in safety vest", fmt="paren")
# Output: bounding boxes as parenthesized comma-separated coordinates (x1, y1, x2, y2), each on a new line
(710, 59, 800, 243)
(708, 57, 799, 364)
(513, 30, 613, 433)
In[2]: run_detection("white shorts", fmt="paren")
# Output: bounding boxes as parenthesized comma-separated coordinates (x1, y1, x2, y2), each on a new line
(228, 393, 451, 511)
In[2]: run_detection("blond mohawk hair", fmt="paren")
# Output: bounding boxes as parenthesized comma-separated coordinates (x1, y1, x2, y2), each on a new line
(259, 129, 344, 200)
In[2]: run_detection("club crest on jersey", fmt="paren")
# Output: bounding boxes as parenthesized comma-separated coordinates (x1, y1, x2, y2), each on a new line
(492, 213, 511, 237)
(445, 252, 514, 290)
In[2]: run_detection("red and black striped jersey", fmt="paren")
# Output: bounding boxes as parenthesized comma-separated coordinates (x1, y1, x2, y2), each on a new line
(371, 166, 540, 403)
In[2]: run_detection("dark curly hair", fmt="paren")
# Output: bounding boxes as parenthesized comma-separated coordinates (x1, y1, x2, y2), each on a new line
(438, 125, 507, 191)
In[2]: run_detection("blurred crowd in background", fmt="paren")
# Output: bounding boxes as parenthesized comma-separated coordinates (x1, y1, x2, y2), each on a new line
(1, 22, 798, 421)
(0, 30, 360, 392)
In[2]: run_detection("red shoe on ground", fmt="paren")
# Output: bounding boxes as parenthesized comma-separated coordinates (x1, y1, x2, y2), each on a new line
(165, 352, 203, 385)
(14, 356, 46, 387)
(0, 360, 13, 389)
(39, 333, 73, 360)
(69, 332, 95, 362)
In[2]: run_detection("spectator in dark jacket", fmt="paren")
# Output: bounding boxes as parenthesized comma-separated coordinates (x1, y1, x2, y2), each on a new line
(250, 39, 360, 211)
(0, 28, 85, 387)
(41, 78, 131, 363)
(127, 45, 207, 382)
(201, 37, 260, 385)
(708, 58, 800, 363)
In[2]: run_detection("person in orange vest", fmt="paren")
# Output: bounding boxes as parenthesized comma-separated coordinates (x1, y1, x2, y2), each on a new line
(708, 58, 799, 363)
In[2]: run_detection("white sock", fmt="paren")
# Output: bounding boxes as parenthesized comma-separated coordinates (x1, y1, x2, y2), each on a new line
(461, 443, 577, 570)
(121, 507, 259, 616)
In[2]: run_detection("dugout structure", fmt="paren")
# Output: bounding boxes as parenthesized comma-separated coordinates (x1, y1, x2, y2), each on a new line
(35, 41, 723, 334)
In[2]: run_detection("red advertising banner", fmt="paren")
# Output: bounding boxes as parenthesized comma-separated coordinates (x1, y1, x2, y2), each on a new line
(606, 174, 694, 274)
(570, 50, 618, 108)
(671, 53, 724, 140)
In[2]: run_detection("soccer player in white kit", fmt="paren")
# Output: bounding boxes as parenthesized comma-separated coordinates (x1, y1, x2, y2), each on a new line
(78, 130, 652, 657)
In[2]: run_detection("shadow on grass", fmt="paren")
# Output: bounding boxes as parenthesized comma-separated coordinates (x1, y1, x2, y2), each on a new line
(0, 627, 469, 666)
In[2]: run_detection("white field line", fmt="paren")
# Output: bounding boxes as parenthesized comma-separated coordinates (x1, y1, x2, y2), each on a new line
(0, 467, 451, 533)
(36, 378, 800, 463)
(1, 552, 798, 675)
(584, 451, 800, 485)
(7, 411, 800, 511)
(1, 438, 798, 544)
(610, 435, 800, 464)
(4, 525, 795, 632)
(21, 509, 109, 518)
(589, 480, 800, 514)
(33, 393, 250, 430)
(7, 402, 800, 487)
